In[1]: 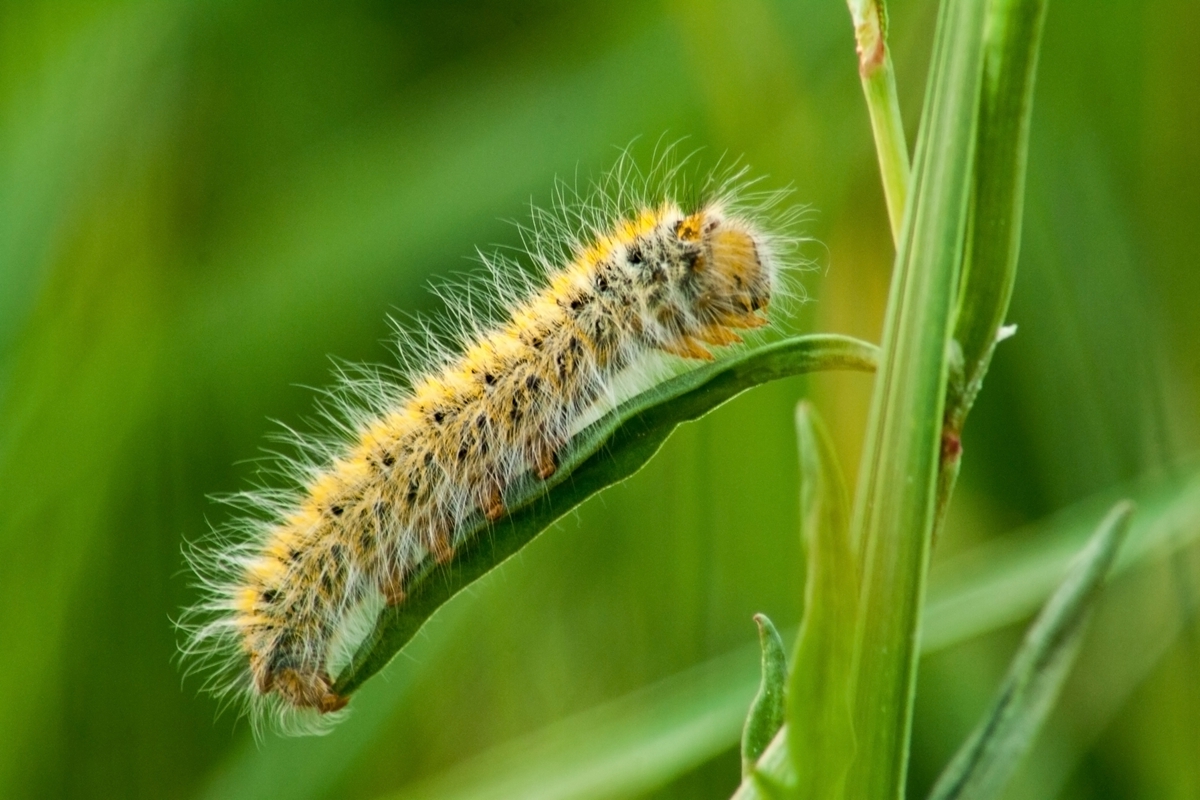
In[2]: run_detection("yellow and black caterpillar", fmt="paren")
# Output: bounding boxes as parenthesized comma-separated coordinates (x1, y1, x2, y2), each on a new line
(183, 159, 796, 731)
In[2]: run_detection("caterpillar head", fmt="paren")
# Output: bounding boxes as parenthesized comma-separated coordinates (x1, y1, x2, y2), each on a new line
(612, 203, 777, 359)
(679, 207, 773, 327)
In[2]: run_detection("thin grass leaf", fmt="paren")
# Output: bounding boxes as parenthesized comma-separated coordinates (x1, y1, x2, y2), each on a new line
(937, 0, 1050, 531)
(927, 501, 1134, 800)
(334, 334, 878, 696)
(846, 0, 988, 794)
(742, 614, 789, 777)
(925, 462, 1200, 652)
(732, 460, 1200, 800)
(947, 0, 1050, 428)
(786, 402, 857, 797)
(844, 0, 912, 241)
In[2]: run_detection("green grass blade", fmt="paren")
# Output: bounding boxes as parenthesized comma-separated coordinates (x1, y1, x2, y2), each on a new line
(925, 462, 1200, 653)
(846, 0, 988, 794)
(334, 334, 878, 696)
(743, 614, 789, 777)
(936, 0, 1050, 533)
(786, 402, 857, 797)
(734, 732, 792, 800)
(844, 0, 912, 241)
(948, 0, 1050, 428)
(926, 501, 1134, 800)
(734, 460, 1200, 800)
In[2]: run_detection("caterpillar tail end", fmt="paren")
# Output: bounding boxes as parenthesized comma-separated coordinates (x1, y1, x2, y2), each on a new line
(258, 665, 349, 714)
(318, 691, 350, 714)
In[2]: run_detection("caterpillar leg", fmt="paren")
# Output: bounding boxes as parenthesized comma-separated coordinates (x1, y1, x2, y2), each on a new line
(319, 690, 350, 713)
(535, 446, 557, 480)
(431, 526, 455, 565)
(659, 336, 714, 361)
(483, 484, 505, 521)
(693, 325, 743, 347)
(381, 562, 407, 607)
(719, 310, 770, 329)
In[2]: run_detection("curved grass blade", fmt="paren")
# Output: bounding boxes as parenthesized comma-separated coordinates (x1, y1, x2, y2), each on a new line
(926, 501, 1134, 800)
(377, 643, 763, 800)
(742, 614, 789, 777)
(787, 402, 858, 798)
(334, 334, 879, 696)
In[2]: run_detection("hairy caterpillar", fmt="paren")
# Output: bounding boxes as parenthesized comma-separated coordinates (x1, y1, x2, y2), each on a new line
(182, 154, 800, 732)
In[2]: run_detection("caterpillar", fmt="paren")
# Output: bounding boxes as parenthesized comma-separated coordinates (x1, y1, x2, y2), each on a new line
(182, 153, 800, 733)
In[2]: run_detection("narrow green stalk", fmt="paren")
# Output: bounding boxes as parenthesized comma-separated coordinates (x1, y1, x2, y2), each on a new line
(846, 0, 988, 796)
(863, 58, 911, 242)
(847, 0, 912, 243)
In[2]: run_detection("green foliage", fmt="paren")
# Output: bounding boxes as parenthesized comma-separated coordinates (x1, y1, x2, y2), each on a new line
(927, 502, 1133, 800)
(741, 614, 788, 777)
(384, 469, 1197, 800)
(947, 0, 1049, 428)
(786, 403, 857, 797)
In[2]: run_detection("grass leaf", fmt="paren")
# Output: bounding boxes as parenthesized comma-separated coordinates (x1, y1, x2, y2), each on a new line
(375, 645, 762, 800)
(924, 463, 1200, 652)
(947, 0, 1050, 428)
(742, 614, 788, 777)
(334, 334, 878, 696)
(786, 402, 857, 797)
(936, 0, 1050, 532)
(926, 501, 1135, 800)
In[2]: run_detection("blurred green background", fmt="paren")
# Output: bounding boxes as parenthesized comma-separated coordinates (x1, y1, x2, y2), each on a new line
(2, 0, 1197, 797)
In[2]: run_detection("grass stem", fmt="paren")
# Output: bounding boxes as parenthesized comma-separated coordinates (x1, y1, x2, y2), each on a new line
(848, 0, 912, 243)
